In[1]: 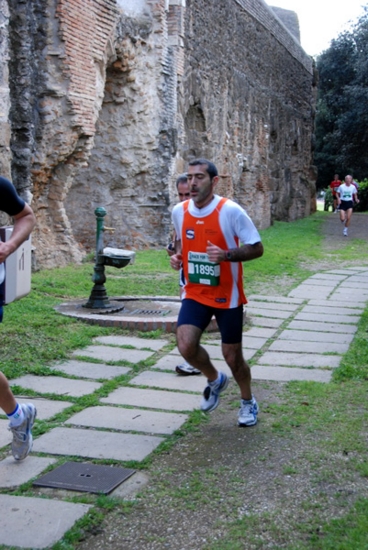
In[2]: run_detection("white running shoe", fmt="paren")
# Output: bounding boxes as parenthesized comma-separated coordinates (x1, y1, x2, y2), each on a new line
(200, 372, 229, 412)
(9, 403, 37, 461)
(238, 397, 259, 427)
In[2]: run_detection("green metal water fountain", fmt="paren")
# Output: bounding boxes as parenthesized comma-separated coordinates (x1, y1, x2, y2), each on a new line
(83, 207, 135, 310)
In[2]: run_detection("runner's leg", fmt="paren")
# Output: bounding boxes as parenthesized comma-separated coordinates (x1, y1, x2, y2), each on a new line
(176, 324, 218, 381)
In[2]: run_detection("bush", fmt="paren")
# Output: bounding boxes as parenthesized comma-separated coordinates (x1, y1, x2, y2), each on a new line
(323, 187, 334, 211)
(354, 179, 368, 212)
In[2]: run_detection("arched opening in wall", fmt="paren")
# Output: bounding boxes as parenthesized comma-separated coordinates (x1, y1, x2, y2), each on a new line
(183, 104, 209, 160)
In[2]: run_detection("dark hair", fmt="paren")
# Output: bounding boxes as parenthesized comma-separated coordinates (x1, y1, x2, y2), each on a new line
(175, 173, 188, 188)
(188, 158, 218, 180)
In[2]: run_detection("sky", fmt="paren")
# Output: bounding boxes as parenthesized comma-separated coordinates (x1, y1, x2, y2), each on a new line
(266, 0, 367, 57)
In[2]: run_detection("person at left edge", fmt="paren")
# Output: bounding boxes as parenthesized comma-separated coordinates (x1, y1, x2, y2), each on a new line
(0, 176, 37, 460)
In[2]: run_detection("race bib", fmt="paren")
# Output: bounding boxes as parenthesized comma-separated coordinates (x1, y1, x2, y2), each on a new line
(188, 251, 220, 286)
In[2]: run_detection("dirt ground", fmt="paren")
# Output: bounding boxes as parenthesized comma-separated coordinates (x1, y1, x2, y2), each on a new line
(321, 211, 368, 243)
(76, 213, 368, 550)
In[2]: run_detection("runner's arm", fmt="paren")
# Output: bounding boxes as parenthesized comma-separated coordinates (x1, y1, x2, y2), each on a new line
(207, 241, 264, 263)
(0, 204, 36, 263)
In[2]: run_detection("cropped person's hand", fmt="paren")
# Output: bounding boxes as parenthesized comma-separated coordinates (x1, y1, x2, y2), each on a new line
(166, 242, 175, 257)
(0, 241, 13, 264)
(170, 253, 183, 271)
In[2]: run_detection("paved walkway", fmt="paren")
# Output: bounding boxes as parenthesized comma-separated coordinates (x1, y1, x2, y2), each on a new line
(1, 266, 367, 548)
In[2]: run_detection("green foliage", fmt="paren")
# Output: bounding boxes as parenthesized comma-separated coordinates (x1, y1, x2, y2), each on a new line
(315, 7, 368, 187)
(333, 308, 368, 381)
(354, 179, 368, 212)
(323, 187, 333, 211)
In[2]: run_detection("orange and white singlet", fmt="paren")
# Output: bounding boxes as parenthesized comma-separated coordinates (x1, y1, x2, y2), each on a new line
(172, 195, 261, 309)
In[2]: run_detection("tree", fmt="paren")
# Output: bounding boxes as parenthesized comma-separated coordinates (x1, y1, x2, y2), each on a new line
(314, 7, 368, 188)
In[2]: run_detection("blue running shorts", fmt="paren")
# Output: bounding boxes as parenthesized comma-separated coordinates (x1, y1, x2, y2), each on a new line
(177, 299, 244, 344)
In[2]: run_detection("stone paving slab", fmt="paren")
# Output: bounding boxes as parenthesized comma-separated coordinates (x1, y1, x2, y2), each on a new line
(52, 360, 131, 380)
(242, 335, 268, 348)
(338, 281, 368, 289)
(33, 427, 164, 461)
(329, 293, 368, 304)
(288, 288, 331, 299)
(327, 269, 367, 275)
(0, 419, 12, 448)
(101, 387, 200, 411)
(170, 344, 223, 359)
(10, 375, 102, 397)
(111, 471, 150, 499)
(67, 406, 188, 435)
(245, 301, 300, 311)
(258, 351, 341, 368)
(251, 365, 332, 383)
(0, 494, 91, 549)
(73, 345, 154, 363)
(152, 354, 184, 371)
(16, 397, 74, 420)
(294, 278, 338, 287)
(307, 274, 347, 281)
(247, 294, 304, 304)
(94, 335, 169, 351)
(268, 340, 348, 354)
(323, 297, 367, 307)
(151, 355, 242, 375)
(302, 305, 363, 316)
(210, 336, 268, 349)
(168, 347, 256, 361)
(335, 291, 368, 300)
(278, 329, 354, 344)
(243, 327, 278, 338)
(287, 320, 357, 334)
(294, 312, 360, 324)
(344, 276, 368, 283)
(0, 456, 57, 489)
(130, 370, 205, 393)
(244, 307, 293, 319)
(247, 316, 285, 328)
(307, 299, 363, 310)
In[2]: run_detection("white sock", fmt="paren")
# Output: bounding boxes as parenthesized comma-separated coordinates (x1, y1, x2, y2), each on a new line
(7, 403, 24, 427)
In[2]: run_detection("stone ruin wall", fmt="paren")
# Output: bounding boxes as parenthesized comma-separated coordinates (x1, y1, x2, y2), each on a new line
(0, 0, 317, 267)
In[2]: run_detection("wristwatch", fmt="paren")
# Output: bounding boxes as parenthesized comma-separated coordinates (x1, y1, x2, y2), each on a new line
(225, 251, 232, 261)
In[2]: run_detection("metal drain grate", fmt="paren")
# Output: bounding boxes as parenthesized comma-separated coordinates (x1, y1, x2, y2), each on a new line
(128, 308, 171, 316)
(33, 462, 135, 494)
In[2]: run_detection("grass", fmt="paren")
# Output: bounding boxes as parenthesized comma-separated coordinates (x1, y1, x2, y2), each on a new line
(1, 210, 368, 549)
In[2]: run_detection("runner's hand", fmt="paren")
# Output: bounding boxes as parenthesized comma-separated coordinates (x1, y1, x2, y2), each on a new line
(206, 241, 225, 262)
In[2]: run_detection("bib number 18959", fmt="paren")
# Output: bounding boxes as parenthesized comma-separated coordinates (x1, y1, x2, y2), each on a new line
(188, 251, 220, 286)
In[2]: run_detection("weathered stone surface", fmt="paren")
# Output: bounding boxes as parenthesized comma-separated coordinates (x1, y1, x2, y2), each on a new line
(1, 0, 315, 267)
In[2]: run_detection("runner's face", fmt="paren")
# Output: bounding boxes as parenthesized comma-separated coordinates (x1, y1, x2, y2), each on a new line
(177, 182, 190, 202)
(187, 164, 217, 208)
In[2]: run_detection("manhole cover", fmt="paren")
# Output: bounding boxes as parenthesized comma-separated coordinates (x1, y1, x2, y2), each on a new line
(33, 462, 135, 494)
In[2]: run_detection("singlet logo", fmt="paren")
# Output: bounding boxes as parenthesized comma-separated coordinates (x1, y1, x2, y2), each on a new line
(196, 220, 204, 224)
(215, 298, 227, 303)
(186, 229, 195, 239)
